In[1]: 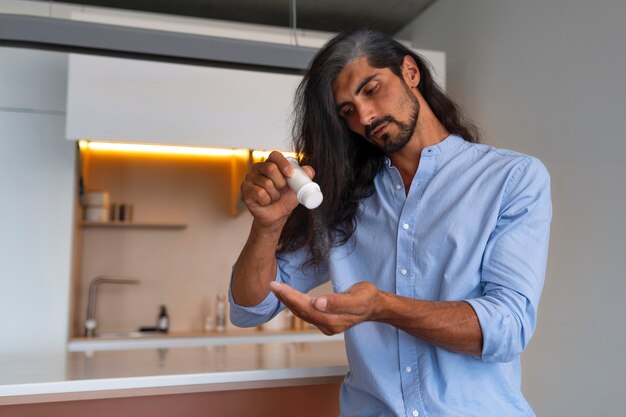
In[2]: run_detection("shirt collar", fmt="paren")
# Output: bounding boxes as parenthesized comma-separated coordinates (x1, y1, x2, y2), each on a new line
(383, 135, 466, 167)
(423, 134, 466, 155)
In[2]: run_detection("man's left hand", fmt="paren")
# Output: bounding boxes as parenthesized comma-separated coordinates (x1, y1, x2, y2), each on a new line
(269, 281, 381, 335)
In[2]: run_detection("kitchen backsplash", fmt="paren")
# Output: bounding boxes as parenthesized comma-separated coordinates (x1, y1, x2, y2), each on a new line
(73, 150, 255, 336)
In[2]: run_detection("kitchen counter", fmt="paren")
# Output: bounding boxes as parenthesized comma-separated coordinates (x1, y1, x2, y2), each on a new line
(68, 329, 342, 351)
(0, 339, 348, 406)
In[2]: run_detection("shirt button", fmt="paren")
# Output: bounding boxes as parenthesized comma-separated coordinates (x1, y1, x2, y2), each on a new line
(412, 411, 419, 417)
(395, 184, 402, 190)
(400, 269, 407, 275)
(405, 366, 412, 373)
(402, 223, 409, 230)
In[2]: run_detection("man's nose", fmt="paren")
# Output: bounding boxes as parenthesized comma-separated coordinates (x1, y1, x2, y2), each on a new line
(358, 103, 377, 127)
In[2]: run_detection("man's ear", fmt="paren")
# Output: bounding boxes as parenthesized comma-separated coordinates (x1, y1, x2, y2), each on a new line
(401, 55, 420, 88)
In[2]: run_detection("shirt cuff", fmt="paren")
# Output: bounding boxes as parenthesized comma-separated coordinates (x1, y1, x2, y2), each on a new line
(228, 283, 280, 315)
(464, 297, 513, 363)
(228, 268, 283, 327)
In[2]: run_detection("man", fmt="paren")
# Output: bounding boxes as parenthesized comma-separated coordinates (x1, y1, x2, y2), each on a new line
(230, 30, 551, 417)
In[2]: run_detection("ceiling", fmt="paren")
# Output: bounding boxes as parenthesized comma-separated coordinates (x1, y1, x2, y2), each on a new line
(55, 0, 435, 35)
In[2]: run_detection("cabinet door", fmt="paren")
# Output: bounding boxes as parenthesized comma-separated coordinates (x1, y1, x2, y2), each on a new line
(66, 54, 301, 151)
(0, 112, 74, 355)
(0, 47, 68, 112)
(0, 47, 74, 355)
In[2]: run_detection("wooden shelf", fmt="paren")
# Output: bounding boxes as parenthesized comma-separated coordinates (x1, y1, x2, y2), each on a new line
(81, 221, 187, 229)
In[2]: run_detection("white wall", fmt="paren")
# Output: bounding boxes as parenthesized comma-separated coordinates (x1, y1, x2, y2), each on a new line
(0, 47, 75, 355)
(397, 1, 626, 416)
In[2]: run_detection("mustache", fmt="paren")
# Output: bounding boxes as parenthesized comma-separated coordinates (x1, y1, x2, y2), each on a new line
(365, 115, 398, 138)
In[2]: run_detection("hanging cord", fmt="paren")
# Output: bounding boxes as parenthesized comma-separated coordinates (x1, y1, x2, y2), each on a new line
(290, 0, 299, 46)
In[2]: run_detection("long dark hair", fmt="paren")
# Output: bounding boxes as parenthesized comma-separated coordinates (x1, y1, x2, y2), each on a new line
(278, 30, 480, 266)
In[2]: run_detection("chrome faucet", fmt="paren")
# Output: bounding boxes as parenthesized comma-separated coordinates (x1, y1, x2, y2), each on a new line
(84, 275, 140, 337)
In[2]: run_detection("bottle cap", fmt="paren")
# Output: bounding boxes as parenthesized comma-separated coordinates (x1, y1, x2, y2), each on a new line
(297, 183, 323, 209)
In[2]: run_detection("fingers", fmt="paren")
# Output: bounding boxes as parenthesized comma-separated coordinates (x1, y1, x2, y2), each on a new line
(240, 151, 319, 212)
(266, 151, 293, 177)
(313, 293, 360, 315)
(241, 152, 292, 207)
(313, 297, 328, 311)
(270, 282, 337, 326)
(300, 165, 316, 180)
(270, 282, 369, 336)
(246, 172, 281, 203)
(269, 281, 315, 319)
(313, 282, 379, 318)
(267, 151, 315, 181)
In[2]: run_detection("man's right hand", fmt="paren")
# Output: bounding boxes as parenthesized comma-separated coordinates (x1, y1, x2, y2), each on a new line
(233, 151, 315, 307)
(240, 151, 314, 228)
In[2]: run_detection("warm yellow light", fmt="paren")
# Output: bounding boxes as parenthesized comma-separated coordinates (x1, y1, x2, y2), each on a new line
(79, 141, 298, 162)
(251, 150, 297, 162)
(79, 140, 250, 158)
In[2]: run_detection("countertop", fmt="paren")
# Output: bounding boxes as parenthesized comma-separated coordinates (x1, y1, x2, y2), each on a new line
(68, 329, 342, 351)
(0, 339, 348, 405)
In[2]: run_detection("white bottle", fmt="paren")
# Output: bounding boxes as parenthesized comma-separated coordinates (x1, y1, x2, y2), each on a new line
(204, 314, 214, 333)
(285, 157, 323, 209)
(215, 294, 226, 333)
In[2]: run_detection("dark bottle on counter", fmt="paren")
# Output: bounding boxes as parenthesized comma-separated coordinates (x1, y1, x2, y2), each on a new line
(157, 305, 169, 333)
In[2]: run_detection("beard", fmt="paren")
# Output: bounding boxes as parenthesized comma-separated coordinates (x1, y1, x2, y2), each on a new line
(365, 85, 420, 154)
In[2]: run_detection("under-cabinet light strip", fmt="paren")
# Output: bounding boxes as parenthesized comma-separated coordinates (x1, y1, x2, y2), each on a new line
(251, 150, 297, 161)
(79, 140, 250, 158)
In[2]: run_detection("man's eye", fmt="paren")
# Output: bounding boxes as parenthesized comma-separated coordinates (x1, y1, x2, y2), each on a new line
(341, 107, 354, 118)
(366, 85, 379, 95)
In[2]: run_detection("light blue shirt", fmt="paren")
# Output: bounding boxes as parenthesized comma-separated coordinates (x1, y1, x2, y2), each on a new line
(230, 135, 552, 417)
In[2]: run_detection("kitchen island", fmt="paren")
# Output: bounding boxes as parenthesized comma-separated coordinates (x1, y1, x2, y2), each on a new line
(0, 338, 348, 417)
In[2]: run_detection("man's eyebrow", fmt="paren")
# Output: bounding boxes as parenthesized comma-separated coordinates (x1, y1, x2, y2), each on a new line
(354, 74, 380, 96)
(335, 73, 381, 112)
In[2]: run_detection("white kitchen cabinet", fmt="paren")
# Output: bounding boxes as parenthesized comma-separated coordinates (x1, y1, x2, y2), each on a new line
(0, 47, 68, 112)
(0, 46, 75, 356)
(66, 54, 301, 151)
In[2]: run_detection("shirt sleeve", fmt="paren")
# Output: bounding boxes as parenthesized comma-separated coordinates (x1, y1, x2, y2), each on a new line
(465, 156, 552, 363)
(229, 245, 330, 328)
